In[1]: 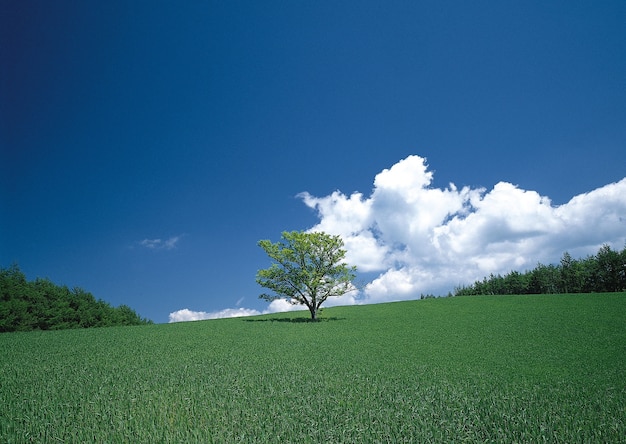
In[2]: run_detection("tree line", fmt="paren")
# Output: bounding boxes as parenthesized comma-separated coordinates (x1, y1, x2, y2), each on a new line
(455, 244, 626, 296)
(0, 264, 152, 332)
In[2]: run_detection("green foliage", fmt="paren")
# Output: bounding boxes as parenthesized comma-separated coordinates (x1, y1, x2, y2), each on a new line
(256, 231, 357, 320)
(0, 264, 152, 332)
(1, 294, 624, 442)
(455, 243, 626, 296)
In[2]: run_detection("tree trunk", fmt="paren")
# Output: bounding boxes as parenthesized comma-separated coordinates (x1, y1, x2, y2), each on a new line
(309, 306, 317, 321)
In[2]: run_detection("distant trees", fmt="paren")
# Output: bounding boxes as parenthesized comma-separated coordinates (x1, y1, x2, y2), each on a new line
(455, 244, 626, 296)
(0, 264, 152, 332)
(256, 231, 357, 321)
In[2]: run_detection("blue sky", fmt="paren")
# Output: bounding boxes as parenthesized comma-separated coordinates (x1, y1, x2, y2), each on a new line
(2, 1, 625, 323)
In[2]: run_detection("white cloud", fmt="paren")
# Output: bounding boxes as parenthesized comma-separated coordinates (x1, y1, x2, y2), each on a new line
(168, 301, 309, 323)
(264, 299, 309, 314)
(139, 235, 183, 251)
(300, 155, 626, 303)
(168, 155, 626, 322)
(169, 307, 262, 322)
(299, 191, 385, 272)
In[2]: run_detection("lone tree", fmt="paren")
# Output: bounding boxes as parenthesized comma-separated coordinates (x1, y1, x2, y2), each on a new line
(256, 231, 357, 321)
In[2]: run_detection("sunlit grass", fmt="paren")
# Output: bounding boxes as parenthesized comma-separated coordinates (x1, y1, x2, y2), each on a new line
(1, 293, 624, 442)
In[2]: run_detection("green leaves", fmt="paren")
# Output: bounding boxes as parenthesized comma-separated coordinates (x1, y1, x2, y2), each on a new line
(0, 265, 152, 332)
(256, 231, 357, 320)
(455, 243, 626, 296)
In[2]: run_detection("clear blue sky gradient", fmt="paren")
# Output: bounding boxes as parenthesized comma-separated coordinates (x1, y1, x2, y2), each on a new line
(2, 1, 625, 322)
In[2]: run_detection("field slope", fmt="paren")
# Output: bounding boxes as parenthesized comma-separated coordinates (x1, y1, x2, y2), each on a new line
(1, 293, 625, 442)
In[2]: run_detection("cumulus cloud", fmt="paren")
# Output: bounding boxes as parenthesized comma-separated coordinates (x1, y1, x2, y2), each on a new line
(169, 155, 626, 322)
(301, 155, 626, 303)
(169, 307, 263, 322)
(169, 299, 310, 323)
(169, 297, 363, 323)
(139, 235, 183, 250)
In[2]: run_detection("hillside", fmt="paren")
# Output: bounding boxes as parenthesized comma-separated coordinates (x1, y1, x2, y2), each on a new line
(1, 293, 624, 442)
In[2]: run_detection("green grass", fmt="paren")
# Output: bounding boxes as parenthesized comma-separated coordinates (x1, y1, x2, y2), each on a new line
(1, 293, 625, 442)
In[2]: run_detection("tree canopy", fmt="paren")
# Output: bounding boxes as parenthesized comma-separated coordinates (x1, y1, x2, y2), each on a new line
(0, 264, 152, 332)
(256, 231, 357, 321)
(454, 243, 626, 296)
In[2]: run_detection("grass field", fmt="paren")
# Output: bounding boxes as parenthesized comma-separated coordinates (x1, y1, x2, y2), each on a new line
(1, 293, 625, 443)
